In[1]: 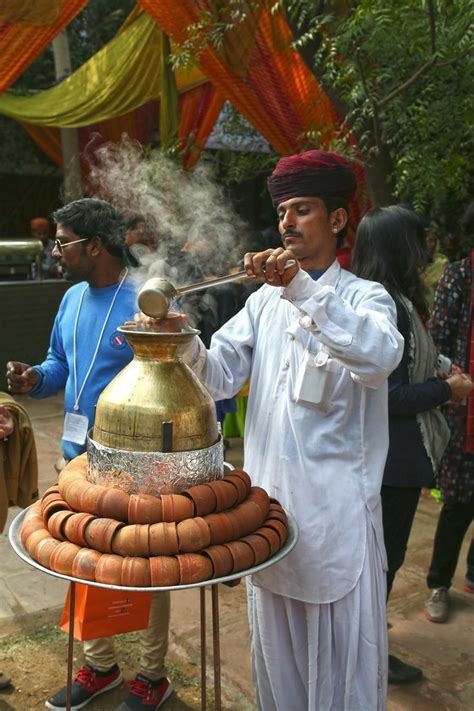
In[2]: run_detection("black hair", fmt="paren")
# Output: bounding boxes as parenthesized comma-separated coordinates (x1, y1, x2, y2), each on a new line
(52, 198, 126, 260)
(352, 205, 429, 319)
(125, 213, 146, 231)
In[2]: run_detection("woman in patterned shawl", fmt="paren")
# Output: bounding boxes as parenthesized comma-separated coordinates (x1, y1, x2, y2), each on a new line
(425, 200, 474, 623)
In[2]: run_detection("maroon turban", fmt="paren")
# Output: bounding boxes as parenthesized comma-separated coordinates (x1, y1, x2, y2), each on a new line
(267, 149, 357, 207)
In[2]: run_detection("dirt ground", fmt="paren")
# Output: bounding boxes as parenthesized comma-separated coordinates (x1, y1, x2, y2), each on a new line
(0, 618, 219, 711)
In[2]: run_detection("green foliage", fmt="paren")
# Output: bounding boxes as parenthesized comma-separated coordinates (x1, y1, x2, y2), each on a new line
(0, 116, 53, 171)
(210, 148, 278, 185)
(170, 0, 262, 70)
(201, 103, 279, 185)
(169, 9, 222, 69)
(282, 0, 474, 221)
(3, 0, 472, 236)
(169, 0, 473, 224)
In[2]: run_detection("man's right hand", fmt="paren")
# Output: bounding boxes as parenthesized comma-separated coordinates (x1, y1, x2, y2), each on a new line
(6, 361, 39, 394)
(244, 247, 299, 287)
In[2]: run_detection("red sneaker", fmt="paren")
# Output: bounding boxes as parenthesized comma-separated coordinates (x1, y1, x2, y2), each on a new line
(45, 663, 122, 710)
(464, 577, 474, 594)
(118, 675, 173, 710)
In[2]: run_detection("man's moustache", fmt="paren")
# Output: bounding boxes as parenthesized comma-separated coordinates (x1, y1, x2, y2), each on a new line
(283, 231, 303, 238)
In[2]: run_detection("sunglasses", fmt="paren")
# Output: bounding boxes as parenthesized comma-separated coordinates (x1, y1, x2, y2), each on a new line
(54, 237, 89, 255)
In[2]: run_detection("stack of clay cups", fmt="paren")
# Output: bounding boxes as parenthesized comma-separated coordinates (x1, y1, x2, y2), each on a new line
(21, 454, 289, 587)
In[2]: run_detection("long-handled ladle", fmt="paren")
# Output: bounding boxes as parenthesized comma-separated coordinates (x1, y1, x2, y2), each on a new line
(138, 261, 296, 318)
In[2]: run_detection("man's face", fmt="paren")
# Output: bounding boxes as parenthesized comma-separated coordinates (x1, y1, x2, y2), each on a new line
(276, 196, 339, 269)
(31, 226, 50, 245)
(52, 224, 92, 282)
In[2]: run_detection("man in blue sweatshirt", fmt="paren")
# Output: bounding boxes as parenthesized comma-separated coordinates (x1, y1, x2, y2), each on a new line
(6, 198, 172, 711)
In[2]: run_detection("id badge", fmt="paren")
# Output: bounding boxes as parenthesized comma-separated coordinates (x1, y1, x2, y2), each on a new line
(63, 411, 89, 445)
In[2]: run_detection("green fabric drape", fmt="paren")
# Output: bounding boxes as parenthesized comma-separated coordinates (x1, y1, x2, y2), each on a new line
(222, 396, 248, 439)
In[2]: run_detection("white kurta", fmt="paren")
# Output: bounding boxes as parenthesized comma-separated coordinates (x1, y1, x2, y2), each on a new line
(187, 259, 403, 604)
(186, 260, 403, 709)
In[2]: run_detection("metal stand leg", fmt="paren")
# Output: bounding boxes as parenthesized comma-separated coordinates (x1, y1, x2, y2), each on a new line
(200, 586, 207, 711)
(66, 582, 76, 711)
(211, 585, 221, 711)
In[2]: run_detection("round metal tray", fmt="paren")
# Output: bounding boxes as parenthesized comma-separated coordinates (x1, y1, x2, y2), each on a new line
(9, 507, 298, 592)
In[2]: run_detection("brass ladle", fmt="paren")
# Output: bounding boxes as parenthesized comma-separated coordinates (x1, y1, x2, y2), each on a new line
(138, 261, 296, 318)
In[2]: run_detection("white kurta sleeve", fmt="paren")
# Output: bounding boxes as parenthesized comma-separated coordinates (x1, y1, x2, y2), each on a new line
(282, 269, 404, 388)
(183, 300, 255, 401)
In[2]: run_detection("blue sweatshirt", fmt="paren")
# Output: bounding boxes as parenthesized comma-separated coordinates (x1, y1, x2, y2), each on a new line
(30, 279, 136, 459)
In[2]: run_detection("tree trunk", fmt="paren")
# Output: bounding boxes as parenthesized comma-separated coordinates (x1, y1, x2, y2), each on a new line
(52, 31, 82, 202)
(363, 146, 396, 207)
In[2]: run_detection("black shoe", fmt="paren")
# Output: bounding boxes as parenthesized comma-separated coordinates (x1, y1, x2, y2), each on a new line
(116, 675, 173, 710)
(388, 655, 423, 685)
(0, 672, 11, 690)
(45, 663, 122, 710)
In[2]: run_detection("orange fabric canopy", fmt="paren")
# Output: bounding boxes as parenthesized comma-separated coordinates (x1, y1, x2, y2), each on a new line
(138, 0, 369, 225)
(139, 0, 340, 156)
(0, 0, 89, 93)
(1, 0, 367, 221)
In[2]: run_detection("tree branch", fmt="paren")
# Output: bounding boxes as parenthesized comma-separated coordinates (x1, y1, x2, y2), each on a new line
(377, 47, 470, 109)
(355, 48, 383, 151)
(427, 0, 436, 54)
(436, 49, 471, 67)
(377, 57, 436, 108)
(376, 0, 468, 110)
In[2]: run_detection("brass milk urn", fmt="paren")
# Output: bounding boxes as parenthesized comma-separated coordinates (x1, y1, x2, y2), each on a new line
(87, 325, 223, 496)
(93, 326, 218, 451)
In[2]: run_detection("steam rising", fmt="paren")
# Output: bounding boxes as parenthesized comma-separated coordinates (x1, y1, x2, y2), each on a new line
(87, 135, 244, 291)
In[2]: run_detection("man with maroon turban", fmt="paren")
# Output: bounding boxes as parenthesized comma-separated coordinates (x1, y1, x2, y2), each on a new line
(141, 150, 403, 709)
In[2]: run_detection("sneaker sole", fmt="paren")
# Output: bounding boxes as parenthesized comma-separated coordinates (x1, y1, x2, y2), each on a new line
(156, 682, 174, 709)
(45, 673, 123, 711)
(424, 609, 448, 624)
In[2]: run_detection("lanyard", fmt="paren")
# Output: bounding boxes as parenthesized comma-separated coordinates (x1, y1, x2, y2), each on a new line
(72, 269, 128, 411)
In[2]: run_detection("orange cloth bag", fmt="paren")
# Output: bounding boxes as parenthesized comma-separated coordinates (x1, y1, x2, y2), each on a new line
(60, 583, 152, 641)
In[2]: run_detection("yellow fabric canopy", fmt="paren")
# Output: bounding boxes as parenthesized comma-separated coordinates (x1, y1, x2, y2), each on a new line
(0, 12, 205, 127)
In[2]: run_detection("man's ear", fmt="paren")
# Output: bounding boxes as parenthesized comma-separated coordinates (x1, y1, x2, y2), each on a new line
(330, 208, 348, 234)
(89, 236, 102, 257)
